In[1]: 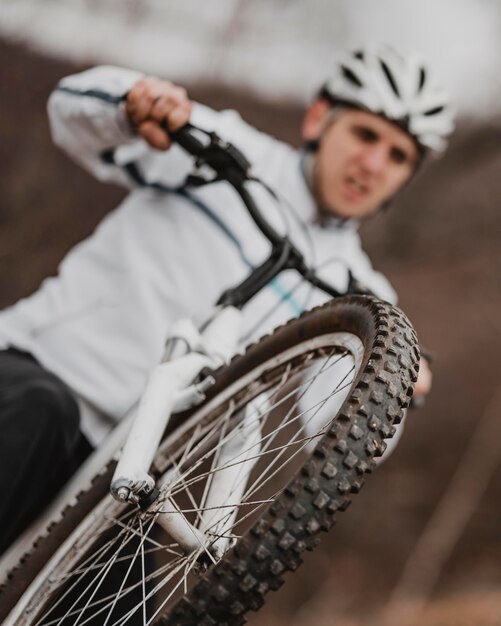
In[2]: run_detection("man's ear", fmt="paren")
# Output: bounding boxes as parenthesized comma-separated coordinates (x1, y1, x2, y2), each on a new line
(301, 99, 332, 142)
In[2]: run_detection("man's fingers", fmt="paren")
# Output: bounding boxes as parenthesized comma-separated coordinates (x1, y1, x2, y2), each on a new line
(127, 90, 161, 128)
(137, 120, 172, 150)
(167, 101, 192, 132)
(149, 94, 176, 124)
(149, 89, 191, 127)
(126, 77, 191, 148)
(127, 78, 176, 127)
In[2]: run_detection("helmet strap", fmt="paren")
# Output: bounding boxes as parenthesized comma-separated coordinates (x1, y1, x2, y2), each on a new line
(302, 149, 350, 225)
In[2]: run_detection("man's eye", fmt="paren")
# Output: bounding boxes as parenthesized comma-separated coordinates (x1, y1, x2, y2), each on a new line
(390, 148, 408, 164)
(354, 126, 378, 142)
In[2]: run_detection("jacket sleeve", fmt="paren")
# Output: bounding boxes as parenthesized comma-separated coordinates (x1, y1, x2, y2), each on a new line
(47, 65, 276, 190)
(47, 65, 147, 188)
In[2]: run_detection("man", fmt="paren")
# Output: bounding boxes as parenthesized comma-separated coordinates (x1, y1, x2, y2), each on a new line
(0, 46, 454, 553)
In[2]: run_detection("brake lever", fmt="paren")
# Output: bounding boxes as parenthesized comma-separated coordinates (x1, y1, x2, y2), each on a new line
(170, 123, 251, 182)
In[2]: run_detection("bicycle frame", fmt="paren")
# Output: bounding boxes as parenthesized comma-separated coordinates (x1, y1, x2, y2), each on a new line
(0, 124, 363, 578)
(109, 124, 374, 559)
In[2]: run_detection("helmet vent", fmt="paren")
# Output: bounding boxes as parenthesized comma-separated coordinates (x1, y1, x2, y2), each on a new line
(418, 67, 427, 91)
(340, 65, 363, 88)
(380, 60, 400, 97)
(424, 105, 445, 116)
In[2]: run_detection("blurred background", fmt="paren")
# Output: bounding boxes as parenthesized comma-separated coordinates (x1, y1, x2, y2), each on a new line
(1, 1, 501, 624)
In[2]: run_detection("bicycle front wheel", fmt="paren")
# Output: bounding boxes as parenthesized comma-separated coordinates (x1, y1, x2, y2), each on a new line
(1, 296, 418, 626)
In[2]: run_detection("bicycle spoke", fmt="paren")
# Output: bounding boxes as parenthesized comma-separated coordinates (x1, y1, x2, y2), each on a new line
(50, 508, 184, 591)
(218, 370, 354, 539)
(242, 365, 355, 499)
(205, 392, 348, 543)
(197, 400, 233, 527)
(167, 350, 350, 500)
(93, 555, 187, 626)
(98, 514, 155, 626)
(164, 350, 347, 499)
(161, 352, 324, 487)
(37, 520, 139, 626)
(106, 557, 185, 626)
(156, 497, 275, 518)
(145, 551, 201, 626)
(139, 519, 147, 626)
(109, 554, 195, 626)
(44, 535, 185, 625)
(35, 516, 142, 626)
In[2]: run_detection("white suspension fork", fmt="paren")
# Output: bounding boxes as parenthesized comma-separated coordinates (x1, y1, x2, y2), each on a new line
(110, 306, 243, 556)
(110, 352, 216, 502)
(197, 394, 268, 556)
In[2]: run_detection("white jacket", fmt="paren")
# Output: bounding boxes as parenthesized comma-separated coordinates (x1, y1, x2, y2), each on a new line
(0, 66, 396, 443)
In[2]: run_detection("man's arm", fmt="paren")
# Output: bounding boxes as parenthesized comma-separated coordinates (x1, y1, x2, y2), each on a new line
(48, 66, 191, 188)
(48, 66, 272, 192)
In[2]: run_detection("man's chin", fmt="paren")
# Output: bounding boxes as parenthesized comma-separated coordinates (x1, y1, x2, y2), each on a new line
(316, 188, 382, 220)
(321, 201, 375, 221)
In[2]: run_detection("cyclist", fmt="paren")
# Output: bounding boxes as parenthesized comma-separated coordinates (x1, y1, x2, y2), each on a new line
(0, 45, 454, 555)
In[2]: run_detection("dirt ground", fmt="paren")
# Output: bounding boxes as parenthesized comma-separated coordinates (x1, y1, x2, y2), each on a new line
(1, 40, 501, 625)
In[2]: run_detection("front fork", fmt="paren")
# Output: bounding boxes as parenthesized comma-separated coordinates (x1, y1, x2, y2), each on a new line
(110, 305, 261, 558)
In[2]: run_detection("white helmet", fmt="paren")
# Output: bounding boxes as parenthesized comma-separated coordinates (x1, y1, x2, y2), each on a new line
(320, 46, 455, 155)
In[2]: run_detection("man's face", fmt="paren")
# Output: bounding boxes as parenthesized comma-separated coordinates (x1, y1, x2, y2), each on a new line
(308, 108, 419, 218)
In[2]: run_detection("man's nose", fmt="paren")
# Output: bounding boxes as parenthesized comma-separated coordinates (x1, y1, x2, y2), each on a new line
(360, 145, 387, 176)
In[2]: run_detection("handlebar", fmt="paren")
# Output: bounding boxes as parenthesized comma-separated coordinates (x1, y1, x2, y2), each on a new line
(169, 123, 373, 305)
(170, 125, 429, 404)
(169, 124, 207, 157)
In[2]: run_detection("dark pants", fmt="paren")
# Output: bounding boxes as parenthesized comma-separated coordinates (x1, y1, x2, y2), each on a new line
(0, 349, 152, 623)
(0, 348, 93, 556)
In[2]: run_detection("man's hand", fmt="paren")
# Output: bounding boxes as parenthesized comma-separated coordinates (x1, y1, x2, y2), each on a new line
(125, 77, 192, 150)
(414, 356, 432, 397)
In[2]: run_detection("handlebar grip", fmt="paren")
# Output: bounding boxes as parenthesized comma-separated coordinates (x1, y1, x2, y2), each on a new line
(169, 123, 251, 183)
(169, 123, 206, 157)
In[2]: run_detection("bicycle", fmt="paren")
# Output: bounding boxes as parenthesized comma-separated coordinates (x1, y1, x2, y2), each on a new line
(0, 125, 419, 626)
